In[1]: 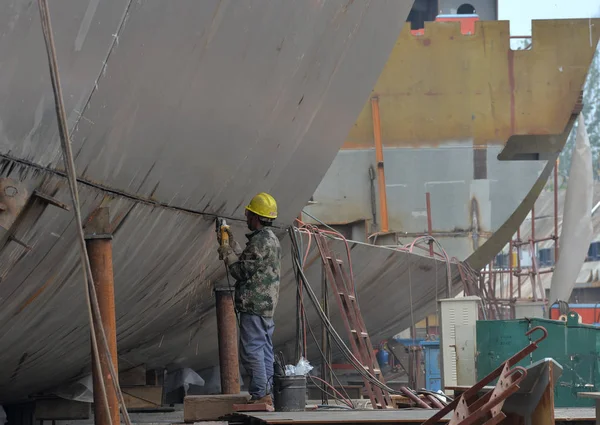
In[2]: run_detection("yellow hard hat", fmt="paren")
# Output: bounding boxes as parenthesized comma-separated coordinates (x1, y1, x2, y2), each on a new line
(245, 192, 278, 220)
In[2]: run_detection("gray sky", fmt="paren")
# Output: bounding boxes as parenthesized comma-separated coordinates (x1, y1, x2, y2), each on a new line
(499, 0, 600, 35)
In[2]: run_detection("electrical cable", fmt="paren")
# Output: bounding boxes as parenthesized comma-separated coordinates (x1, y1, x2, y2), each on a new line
(316, 404, 354, 410)
(407, 254, 417, 388)
(300, 210, 341, 234)
(305, 320, 354, 407)
(407, 235, 453, 298)
(295, 219, 359, 309)
(292, 232, 445, 408)
(292, 218, 452, 407)
(292, 228, 321, 398)
(294, 253, 394, 394)
(290, 227, 307, 360)
(291, 229, 400, 397)
(224, 265, 241, 326)
(308, 376, 354, 408)
(289, 228, 355, 408)
(216, 225, 240, 325)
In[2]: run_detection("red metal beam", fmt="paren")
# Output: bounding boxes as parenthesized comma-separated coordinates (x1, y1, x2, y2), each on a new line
(215, 288, 241, 394)
(371, 97, 389, 233)
(86, 208, 119, 425)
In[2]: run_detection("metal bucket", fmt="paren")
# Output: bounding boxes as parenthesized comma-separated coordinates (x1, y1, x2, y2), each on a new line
(273, 375, 306, 412)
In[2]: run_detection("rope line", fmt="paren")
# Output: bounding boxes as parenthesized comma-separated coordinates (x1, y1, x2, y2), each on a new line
(37, 2, 132, 424)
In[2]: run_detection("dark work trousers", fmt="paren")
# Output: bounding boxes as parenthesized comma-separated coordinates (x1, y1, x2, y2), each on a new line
(239, 312, 275, 399)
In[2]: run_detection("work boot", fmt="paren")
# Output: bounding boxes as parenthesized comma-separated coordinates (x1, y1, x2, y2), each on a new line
(249, 394, 273, 406)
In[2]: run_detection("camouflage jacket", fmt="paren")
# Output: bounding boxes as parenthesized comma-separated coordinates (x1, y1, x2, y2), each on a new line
(228, 228, 281, 318)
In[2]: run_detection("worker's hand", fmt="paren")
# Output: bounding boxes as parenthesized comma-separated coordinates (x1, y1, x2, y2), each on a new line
(218, 245, 239, 265)
(231, 239, 243, 256)
(224, 228, 243, 255)
(218, 244, 231, 260)
(224, 252, 238, 266)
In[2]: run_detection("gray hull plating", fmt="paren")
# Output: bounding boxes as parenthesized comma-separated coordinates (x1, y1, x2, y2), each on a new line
(0, 0, 415, 402)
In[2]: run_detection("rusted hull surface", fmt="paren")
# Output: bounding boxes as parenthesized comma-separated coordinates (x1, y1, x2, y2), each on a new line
(0, 0, 411, 223)
(0, 0, 415, 403)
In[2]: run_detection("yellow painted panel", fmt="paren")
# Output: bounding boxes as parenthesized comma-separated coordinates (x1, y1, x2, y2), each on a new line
(344, 19, 600, 149)
(415, 314, 438, 329)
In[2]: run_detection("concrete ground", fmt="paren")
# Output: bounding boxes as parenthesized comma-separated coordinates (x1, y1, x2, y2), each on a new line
(46, 400, 372, 425)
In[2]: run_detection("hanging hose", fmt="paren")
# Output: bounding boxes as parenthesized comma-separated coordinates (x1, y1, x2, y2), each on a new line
(291, 218, 455, 409)
(288, 227, 355, 408)
(290, 226, 435, 405)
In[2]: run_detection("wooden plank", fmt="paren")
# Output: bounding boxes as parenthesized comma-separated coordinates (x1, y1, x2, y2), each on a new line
(184, 394, 250, 422)
(578, 392, 600, 399)
(529, 381, 554, 424)
(577, 393, 600, 425)
(119, 364, 147, 386)
(234, 408, 600, 424)
(121, 385, 163, 409)
(192, 422, 228, 425)
(390, 394, 430, 408)
(236, 409, 453, 423)
(307, 384, 362, 400)
(233, 403, 274, 412)
(445, 386, 495, 391)
(530, 362, 555, 425)
(554, 407, 596, 421)
(34, 398, 90, 420)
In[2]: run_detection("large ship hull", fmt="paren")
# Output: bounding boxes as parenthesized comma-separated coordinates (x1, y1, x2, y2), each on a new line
(0, 0, 414, 403)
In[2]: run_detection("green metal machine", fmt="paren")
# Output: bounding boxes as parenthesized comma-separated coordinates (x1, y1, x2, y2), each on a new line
(476, 312, 600, 407)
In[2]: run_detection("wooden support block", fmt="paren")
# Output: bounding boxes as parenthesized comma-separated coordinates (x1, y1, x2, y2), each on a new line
(184, 394, 250, 422)
(233, 403, 274, 412)
(121, 385, 163, 409)
(530, 378, 554, 424)
(119, 364, 147, 386)
(502, 359, 560, 425)
(34, 398, 91, 420)
(146, 368, 165, 386)
(390, 394, 429, 408)
(192, 422, 228, 425)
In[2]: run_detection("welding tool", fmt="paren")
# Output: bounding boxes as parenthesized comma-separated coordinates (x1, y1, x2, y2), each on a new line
(216, 217, 240, 324)
(216, 217, 230, 249)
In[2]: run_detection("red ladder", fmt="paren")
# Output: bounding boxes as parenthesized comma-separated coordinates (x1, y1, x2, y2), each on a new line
(314, 233, 392, 409)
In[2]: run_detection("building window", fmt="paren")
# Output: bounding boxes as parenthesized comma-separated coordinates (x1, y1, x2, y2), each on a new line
(494, 253, 508, 269)
(406, 0, 438, 30)
(586, 242, 600, 262)
(457, 3, 476, 14)
(537, 248, 554, 267)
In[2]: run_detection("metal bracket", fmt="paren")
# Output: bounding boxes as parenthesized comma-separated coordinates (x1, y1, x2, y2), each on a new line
(33, 190, 70, 211)
(422, 326, 548, 425)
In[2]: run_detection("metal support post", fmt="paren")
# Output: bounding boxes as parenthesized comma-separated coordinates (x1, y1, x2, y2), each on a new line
(516, 228, 522, 299)
(371, 97, 389, 233)
(85, 207, 119, 425)
(320, 264, 331, 404)
(215, 288, 240, 394)
(426, 192, 433, 256)
(554, 159, 560, 263)
(509, 239, 514, 319)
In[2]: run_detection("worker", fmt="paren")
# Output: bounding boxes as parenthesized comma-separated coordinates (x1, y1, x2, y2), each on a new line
(218, 192, 282, 406)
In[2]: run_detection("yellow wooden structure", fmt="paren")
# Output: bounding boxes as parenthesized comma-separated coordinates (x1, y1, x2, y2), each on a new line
(344, 19, 600, 151)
